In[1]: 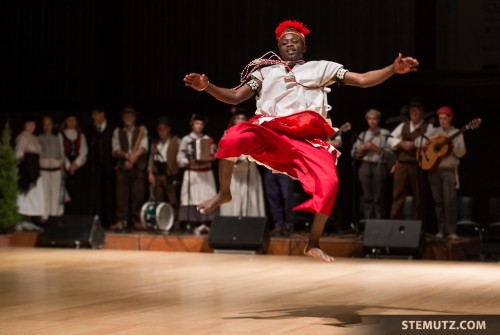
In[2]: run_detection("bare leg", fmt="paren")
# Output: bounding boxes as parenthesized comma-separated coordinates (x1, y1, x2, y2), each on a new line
(304, 212, 335, 262)
(197, 158, 236, 214)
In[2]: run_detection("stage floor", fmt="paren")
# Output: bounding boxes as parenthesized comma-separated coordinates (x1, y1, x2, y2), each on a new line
(1, 248, 499, 334)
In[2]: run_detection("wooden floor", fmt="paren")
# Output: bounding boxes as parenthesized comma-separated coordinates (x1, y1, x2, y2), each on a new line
(1, 248, 500, 335)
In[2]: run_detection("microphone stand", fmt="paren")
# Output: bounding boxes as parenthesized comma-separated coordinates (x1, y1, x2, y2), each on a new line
(417, 132, 429, 223)
(185, 144, 194, 232)
(350, 132, 362, 235)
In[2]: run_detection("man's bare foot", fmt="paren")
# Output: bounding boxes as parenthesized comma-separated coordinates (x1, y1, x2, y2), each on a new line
(304, 247, 336, 263)
(197, 192, 232, 214)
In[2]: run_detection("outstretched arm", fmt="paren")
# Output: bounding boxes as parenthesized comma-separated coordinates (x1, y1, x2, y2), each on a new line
(343, 53, 419, 88)
(183, 73, 255, 105)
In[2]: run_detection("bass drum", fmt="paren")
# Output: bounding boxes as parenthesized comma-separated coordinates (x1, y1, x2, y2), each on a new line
(140, 201, 174, 231)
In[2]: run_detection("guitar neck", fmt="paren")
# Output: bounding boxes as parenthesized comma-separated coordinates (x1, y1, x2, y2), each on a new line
(438, 126, 467, 146)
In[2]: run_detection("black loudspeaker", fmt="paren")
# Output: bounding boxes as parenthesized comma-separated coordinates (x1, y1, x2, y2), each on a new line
(363, 219, 424, 257)
(36, 215, 105, 249)
(208, 216, 269, 253)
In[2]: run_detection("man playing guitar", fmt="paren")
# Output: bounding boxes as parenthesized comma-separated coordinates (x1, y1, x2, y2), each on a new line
(421, 106, 466, 240)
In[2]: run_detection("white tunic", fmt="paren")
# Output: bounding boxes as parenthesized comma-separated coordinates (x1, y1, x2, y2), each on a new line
(251, 60, 345, 118)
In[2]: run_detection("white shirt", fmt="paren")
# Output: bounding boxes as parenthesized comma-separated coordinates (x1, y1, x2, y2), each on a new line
(153, 138, 171, 163)
(251, 60, 345, 119)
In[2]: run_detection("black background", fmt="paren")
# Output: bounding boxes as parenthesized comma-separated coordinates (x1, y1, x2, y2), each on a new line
(1, 0, 499, 229)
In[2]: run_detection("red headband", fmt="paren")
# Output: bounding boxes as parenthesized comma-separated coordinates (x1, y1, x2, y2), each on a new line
(275, 20, 310, 44)
(436, 106, 453, 118)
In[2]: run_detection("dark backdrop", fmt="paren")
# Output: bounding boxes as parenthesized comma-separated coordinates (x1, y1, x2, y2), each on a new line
(1, 0, 499, 228)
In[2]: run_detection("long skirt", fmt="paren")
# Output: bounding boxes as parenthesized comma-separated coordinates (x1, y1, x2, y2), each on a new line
(217, 111, 339, 216)
(17, 177, 45, 216)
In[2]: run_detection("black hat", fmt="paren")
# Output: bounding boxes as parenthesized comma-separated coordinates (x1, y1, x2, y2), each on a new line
(21, 114, 37, 124)
(64, 111, 79, 119)
(230, 106, 248, 116)
(157, 116, 172, 126)
(190, 114, 208, 125)
(121, 105, 137, 116)
(408, 96, 424, 107)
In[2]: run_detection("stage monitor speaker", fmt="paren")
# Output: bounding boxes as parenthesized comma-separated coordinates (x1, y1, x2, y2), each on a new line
(36, 215, 105, 249)
(208, 216, 269, 254)
(363, 219, 423, 257)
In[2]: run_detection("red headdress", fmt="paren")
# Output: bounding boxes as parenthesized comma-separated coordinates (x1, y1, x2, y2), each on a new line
(436, 106, 454, 118)
(275, 20, 310, 44)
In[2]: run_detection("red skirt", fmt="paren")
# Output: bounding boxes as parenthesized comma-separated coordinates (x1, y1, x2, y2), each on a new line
(217, 111, 339, 216)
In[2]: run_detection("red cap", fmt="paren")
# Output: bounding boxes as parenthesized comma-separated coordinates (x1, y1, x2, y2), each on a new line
(436, 106, 453, 118)
(275, 20, 310, 44)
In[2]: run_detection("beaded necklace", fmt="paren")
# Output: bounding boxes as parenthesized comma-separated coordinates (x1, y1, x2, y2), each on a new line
(232, 51, 305, 90)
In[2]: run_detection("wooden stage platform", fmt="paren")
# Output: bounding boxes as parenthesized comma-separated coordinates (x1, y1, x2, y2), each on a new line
(1, 248, 499, 335)
(1, 230, 482, 261)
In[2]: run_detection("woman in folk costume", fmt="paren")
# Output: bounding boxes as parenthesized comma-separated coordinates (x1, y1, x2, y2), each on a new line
(59, 114, 88, 215)
(220, 107, 266, 218)
(38, 115, 65, 220)
(177, 114, 218, 229)
(184, 20, 419, 262)
(16, 117, 45, 223)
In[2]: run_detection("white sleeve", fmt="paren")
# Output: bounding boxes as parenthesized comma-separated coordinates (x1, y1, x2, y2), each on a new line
(74, 134, 88, 167)
(176, 136, 189, 168)
(452, 132, 466, 158)
(387, 123, 404, 149)
(139, 127, 149, 152)
(112, 128, 121, 155)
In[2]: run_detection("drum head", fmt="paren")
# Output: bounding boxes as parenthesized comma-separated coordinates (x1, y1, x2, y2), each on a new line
(140, 201, 156, 229)
(156, 202, 174, 231)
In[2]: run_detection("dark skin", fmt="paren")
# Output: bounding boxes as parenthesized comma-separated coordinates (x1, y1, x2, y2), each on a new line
(183, 33, 419, 262)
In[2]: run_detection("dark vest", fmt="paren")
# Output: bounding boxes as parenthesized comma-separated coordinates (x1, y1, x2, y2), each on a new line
(398, 121, 430, 163)
(61, 131, 81, 163)
(118, 127, 147, 170)
(151, 136, 179, 176)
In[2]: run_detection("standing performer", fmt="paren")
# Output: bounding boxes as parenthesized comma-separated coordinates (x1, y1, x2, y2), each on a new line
(87, 108, 117, 228)
(351, 109, 392, 220)
(59, 114, 89, 215)
(423, 106, 466, 240)
(148, 116, 180, 230)
(16, 117, 45, 224)
(388, 97, 433, 220)
(38, 116, 65, 220)
(220, 107, 266, 218)
(176, 114, 217, 233)
(183, 20, 418, 262)
(111, 106, 149, 231)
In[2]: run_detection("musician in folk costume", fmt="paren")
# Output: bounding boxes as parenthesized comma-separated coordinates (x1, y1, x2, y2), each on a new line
(351, 109, 392, 220)
(16, 116, 45, 224)
(38, 115, 65, 220)
(177, 114, 217, 230)
(111, 106, 149, 231)
(59, 113, 89, 215)
(184, 20, 419, 262)
(422, 106, 466, 240)
(220, 107, 265, 218)
(387, 97, 434, 220)
(148, 116, 180, 229)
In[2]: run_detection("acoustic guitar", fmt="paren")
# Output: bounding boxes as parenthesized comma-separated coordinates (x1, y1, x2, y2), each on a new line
(417, 118, 481, 171)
